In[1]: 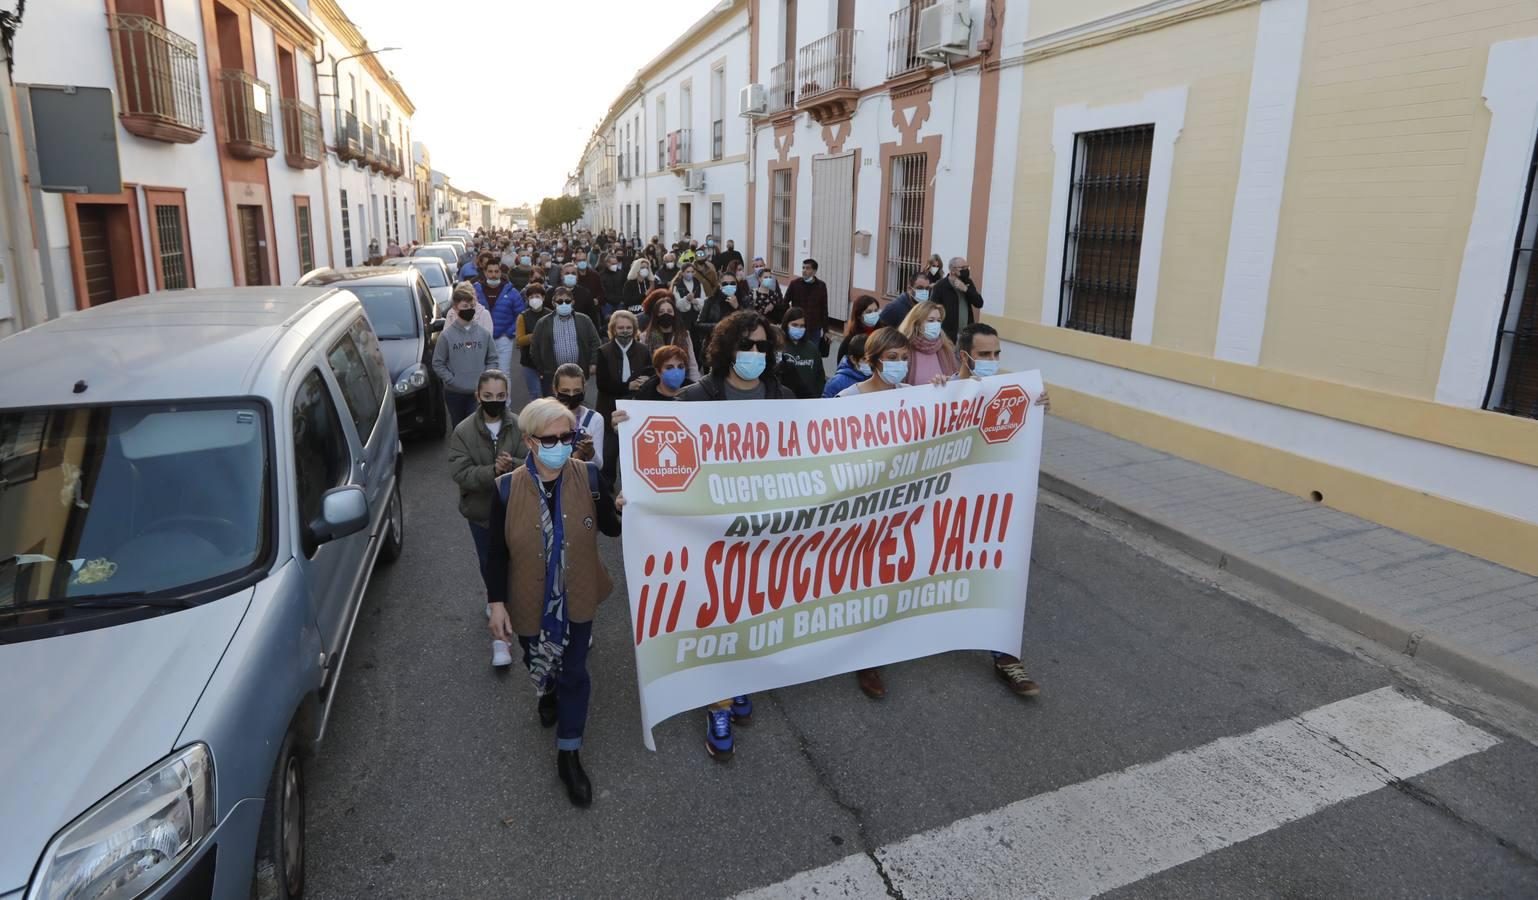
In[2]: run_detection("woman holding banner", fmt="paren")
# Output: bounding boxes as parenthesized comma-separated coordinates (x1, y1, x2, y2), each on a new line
(486, 397, 623, 807)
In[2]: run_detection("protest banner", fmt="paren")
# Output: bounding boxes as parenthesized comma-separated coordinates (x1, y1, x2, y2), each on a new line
(615, 371, 1044, 750)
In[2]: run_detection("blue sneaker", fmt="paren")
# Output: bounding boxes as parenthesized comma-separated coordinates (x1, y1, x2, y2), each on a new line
(730, 694, 753, 724)
(705, 707, 734, 759)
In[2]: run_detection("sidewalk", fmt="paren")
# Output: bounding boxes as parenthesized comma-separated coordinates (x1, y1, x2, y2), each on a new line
(1038, 417, 1538, 711)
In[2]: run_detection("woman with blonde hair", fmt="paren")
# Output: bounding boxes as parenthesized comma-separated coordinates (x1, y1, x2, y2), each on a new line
(898, 300, 958, 385)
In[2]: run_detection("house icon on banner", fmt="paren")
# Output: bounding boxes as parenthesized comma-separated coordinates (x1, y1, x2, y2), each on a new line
(657, 441, 678, 468)
(996, 406, 1013, 427)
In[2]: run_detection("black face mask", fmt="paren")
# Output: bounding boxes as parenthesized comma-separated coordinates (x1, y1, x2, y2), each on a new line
(457, 307, 475, 321)
(654, 313, 676, 329)
(959, 268, 972, 282)
(480, 399, 506, 418)
(556, 392, 583, 410)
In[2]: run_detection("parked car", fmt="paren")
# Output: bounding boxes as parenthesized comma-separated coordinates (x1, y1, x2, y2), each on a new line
(412, 242, 459, 279)
(0, 287, 404, 900)
(297, 267, 447, 438)
(380, 255, 453, 314)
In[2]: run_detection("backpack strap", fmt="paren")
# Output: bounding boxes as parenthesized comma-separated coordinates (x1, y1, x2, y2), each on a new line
(585, 461, 601, 499)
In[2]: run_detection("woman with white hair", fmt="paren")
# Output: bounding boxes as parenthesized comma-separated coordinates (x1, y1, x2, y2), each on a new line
(619, 258, 660, 327)
(487, 398, 622, 808)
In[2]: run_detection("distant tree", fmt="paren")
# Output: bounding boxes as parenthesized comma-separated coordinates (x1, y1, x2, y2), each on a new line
(535, 195, 584, 231)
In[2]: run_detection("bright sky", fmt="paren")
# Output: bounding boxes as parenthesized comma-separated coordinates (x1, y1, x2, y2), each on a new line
(338, 0, 722, 210)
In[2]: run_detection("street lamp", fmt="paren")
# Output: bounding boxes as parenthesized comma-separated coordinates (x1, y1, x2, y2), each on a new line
(330, 46, 401, 95)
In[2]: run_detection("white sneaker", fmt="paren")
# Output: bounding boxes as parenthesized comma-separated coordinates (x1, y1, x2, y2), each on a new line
(491, 640, 513, 667)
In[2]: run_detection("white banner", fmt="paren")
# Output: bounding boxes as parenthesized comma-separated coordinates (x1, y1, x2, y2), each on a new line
(616, 371, 1045, 749)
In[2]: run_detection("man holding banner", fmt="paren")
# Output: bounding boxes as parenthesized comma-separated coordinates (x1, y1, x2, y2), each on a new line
(616, 331, 1046, 752)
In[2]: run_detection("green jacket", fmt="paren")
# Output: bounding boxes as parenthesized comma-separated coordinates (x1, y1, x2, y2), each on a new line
(448, 410, 527, 528)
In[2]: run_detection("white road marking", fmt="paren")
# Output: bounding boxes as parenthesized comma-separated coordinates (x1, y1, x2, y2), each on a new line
(734, 687, 1499, 900)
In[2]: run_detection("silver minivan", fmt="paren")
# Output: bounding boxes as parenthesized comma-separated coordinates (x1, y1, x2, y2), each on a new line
(0, 287, 405, 899)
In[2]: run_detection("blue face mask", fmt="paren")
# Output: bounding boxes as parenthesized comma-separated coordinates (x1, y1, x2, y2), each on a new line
(556, 302, 574, 317)
(856, 361, 872, 377)
(660, 367, 686, 389)
(734, 351, 767, 381)
(520, 256, 531, 266)
(722, 285, 737, 296)
(788, 325, 806, 341)
(878, 360, 909, 385)
(803, 275, 815, 283)
(485, 278, 501, 288)
(563, 274, 578, 287)
(923, 321, 943, 340)
(971, 359, 999, 378)
(914, 289, 930, 302)
(861, 311, 880, 327)
(578, 261, 589, 270)
(537, 441, 573, 469)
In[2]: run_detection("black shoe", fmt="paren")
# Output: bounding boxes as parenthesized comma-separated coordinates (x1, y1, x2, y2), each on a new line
(538, 690, 558, 728)
(557, 750, 592, 807)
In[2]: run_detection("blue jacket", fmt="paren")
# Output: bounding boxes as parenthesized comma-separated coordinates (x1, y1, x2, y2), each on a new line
(475, 280, 525, 339)
(823, 358, 868, 397)
(459, 260, 480, 280)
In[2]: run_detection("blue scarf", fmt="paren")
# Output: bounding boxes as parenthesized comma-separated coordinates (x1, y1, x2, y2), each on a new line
(524, 454, 569, 694)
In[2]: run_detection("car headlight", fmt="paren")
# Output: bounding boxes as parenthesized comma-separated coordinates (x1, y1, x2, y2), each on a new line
(394, 365, 429, 395)
(29, 744, 214, 900)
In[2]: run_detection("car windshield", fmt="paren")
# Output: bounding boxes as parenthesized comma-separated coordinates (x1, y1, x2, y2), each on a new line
(412, 262, 447, 287)
(353, 286, 419, 339)
(0, 402, 269, 617)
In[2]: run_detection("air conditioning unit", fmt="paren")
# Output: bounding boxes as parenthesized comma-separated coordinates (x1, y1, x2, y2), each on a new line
(686, 170, 707, 193)
(739, 83, 767, 117)
(918, 0, 972, 60)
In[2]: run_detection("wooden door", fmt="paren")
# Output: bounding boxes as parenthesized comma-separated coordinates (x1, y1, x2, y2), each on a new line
(76, 206, 117, 307)
(238, 204, 265, 285)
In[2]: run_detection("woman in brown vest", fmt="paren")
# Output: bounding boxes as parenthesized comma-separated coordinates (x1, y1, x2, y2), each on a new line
(487, 397, 622, 807)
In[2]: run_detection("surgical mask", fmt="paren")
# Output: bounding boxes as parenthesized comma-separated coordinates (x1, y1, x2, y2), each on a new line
(722, 285, 737, 296)
(734, 351, 767, 381)
(639, 268, 650, 278)
(578, 261, 589, 270)
(563, 274, 577, 287)
(707, 239, 715, 247)
(485, 278, 501, 288)
(803, 275, 814, 283)
(923, 321, 943, 340)
(971, 358, 999, 378)
(856, 361, 873, 377)
(528, 296, 544, 311)
(878, 360, 908, 385)
(537, 442, 573, 469)
(556, 302, 573, 317)
(660, 367, 686, 389)
(861, 311, 881, 327)
(480, 399, 506, 418)
(788, 325, 806, 341)
(914, 289, 930, 302)
(610, 264, 622, 272)
(456, 307, 475, 321)
(683, 274, 694, 283)
(520, 256, 531, 266)
(929, 266, 941, 277)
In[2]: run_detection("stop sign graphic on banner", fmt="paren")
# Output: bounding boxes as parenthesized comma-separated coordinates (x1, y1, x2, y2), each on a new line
(979, 384, 1030, 444)
(632, 416, 702, 492)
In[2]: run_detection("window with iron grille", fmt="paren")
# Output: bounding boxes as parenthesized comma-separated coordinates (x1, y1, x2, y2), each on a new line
(296, 202, 315, 274)
(658, 202, 666, 241)
(771, 169, 793, 275)
(153, 204, 189, 290)
(883, 153, 927, 296)
(711, 202, 723, 243)
(1485, 129, 1538, 419)
(340, 189, 353, 266)
(1059, 125, 1154, 339)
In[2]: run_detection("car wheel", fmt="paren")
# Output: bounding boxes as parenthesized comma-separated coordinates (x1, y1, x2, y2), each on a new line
(379, 483, 404, 565)
(252, 729, 305, 900)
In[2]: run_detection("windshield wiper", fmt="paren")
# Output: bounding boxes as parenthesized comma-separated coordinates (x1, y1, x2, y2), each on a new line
(0, 592, 198, 614)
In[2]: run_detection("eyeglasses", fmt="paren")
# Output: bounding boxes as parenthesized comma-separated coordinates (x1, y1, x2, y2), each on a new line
(531, 430, 578, 448)
(738, 338, 773, 353)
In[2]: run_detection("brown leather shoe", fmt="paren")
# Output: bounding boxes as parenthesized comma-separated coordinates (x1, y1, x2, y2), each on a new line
(994, 656, 1041, 697)
(857, 667, 886, 699)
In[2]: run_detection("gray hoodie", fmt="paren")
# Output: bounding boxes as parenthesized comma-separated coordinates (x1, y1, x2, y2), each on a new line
(432, 319, 498, 395)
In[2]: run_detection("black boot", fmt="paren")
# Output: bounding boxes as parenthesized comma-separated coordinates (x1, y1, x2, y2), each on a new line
(557, 750, 592, 807)
(538, 690, 558, 728)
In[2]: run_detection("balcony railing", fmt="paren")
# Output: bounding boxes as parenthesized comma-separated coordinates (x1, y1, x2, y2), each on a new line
(362, 122, 377, 168)
(887, 0, 937, 79)
(107, 14, 203, 143)
(281, 99, 321, 169)
(218, 69, 274, 158)
(768, 59, 795, 114)
(798, 28, 857, 104)
(667, 129, 692, 168)
(712, 119, 724, 160)
(336, 110, 362, 160)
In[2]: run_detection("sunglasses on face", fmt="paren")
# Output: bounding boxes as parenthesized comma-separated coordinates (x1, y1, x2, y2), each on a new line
(531, 431, 578, 448)
(738, 338, 773, 353)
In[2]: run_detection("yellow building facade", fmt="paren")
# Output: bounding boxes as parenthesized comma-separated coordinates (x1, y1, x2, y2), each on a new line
(991, 0, 1538, 573)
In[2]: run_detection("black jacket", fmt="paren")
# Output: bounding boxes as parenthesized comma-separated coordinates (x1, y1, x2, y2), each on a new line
(676, 372, 794, 401)
(697, 291, 746, 342)
(931, 276, 984, 340)
(594, 338, 654, 419)
(633, 373, 691, 401)
(598, 268, 627, 308)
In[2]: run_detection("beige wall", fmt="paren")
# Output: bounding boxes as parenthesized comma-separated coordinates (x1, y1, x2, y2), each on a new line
(1026, 0, 1155, 39)
(1260, 0, 1538, 396)
(1005, 3, 1260, 357)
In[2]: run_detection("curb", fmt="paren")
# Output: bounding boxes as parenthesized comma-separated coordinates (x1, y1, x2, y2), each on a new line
(1039, 469, 1538, 715)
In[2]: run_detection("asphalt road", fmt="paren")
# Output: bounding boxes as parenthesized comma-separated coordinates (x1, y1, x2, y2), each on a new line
(303, 400, 1538, 899)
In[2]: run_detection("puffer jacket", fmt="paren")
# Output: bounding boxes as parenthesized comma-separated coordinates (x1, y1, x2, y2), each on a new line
(447, 410, 526, 528)
(475, 280, 525, 339)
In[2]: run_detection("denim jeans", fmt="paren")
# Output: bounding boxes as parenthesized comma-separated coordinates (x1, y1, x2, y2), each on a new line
(521, 366, 543, 403)
(520, 619, 594, 750)
(445, 390, 477, 428)
(467, 522, 493, 597)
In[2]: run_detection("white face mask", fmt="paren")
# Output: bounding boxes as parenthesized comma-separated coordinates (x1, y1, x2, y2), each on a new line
(639, 268, 650, 278)
(528, 297, 544, 311)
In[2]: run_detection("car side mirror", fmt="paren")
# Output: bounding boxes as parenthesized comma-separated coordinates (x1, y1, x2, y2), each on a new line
(310, 485, 369, 545)
(430, 319, 445, 333)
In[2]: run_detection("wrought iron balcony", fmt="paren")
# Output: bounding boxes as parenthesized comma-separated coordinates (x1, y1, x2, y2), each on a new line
(218, 69, 274, 158)
(362, 122, 379, 169)
(281, 99, 321, 169)
(667, 129, 692, 169)
(798, 28, 856, 104)
(768, 59, 795, 114)
(336, 110, 362, 160)
(887, 0, 937, 80)
(108, 14, 204, 143)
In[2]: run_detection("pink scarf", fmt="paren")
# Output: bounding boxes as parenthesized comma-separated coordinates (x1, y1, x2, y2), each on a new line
(910, 332, 958, 375)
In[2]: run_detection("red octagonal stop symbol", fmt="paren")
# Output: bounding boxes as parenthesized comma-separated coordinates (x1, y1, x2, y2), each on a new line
(979, 385, 1030, 445)
(632, 416, 702, 492)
